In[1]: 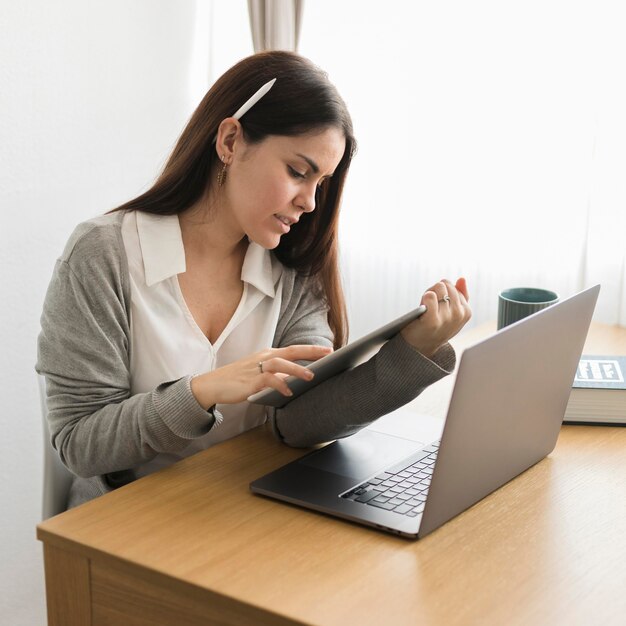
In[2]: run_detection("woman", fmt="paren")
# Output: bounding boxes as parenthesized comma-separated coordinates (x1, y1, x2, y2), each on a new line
(37, 51, 471, 508)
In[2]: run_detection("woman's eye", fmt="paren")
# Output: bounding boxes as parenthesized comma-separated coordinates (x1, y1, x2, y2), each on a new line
(288, 166, 306, 179)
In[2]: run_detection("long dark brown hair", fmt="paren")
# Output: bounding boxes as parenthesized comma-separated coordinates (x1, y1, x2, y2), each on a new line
(112, 51, 356, 347)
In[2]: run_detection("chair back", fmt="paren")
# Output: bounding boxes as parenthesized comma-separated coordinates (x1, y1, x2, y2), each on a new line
(38, 375, 74, 519)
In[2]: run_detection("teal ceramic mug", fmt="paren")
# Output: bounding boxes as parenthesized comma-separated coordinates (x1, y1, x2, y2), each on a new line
(497, 287, 559, 330)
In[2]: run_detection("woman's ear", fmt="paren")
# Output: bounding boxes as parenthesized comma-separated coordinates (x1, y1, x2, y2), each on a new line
(215, 118, 243, 163)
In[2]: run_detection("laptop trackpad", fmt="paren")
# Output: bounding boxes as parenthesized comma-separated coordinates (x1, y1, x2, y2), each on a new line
(298, 430, 424, 480)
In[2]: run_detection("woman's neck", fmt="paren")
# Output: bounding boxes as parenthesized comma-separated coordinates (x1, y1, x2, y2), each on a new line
(178, 193, 246, 263)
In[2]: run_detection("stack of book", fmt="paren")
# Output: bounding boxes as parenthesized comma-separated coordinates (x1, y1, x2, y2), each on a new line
(564, 355, 626, 425)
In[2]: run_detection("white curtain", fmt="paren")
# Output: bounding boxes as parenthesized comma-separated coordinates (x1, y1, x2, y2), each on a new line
(295, 0, 626, 336)
(584, 114, 626, 326)
(248, 0, 304, 52)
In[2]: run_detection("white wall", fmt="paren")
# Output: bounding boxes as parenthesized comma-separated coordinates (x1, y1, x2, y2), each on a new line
(0, 1, 250, 623)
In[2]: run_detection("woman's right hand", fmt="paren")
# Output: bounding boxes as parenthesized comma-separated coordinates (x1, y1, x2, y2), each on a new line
(400, 277, 471, 358)
(190, 344, 333, 409)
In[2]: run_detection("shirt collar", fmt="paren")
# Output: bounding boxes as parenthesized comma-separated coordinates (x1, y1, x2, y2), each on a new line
(136, 211, 277, 297)
(241, 240, 276, 298)
(137, 211, 186, 287)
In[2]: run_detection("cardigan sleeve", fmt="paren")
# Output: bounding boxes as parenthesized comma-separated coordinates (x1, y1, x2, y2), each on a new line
(269, 273, 456, 447)
(36, 219, 216, 478)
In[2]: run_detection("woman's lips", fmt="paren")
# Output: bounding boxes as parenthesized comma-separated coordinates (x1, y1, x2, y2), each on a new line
(274, 214, 291, 233)
(274, 214, 297, 233)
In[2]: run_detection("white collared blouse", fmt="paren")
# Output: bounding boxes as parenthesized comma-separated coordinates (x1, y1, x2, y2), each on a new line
(121, 210, 285, 477)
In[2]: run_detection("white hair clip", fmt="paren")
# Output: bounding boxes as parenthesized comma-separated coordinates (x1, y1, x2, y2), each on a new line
(213, 78, 276, 144)
(232, 78, 276, 120)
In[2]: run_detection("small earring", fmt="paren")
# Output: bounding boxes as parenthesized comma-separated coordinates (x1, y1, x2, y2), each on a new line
(217, 157, 228, 187)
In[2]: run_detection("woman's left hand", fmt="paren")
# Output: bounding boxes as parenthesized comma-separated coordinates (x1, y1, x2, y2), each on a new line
(400, 277, 472, 359)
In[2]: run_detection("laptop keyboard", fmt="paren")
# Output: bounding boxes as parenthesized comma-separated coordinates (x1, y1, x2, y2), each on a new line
(340, 441, 440, 517)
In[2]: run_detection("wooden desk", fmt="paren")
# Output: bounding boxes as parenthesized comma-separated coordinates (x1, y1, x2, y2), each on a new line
(37, 323, 626, 626)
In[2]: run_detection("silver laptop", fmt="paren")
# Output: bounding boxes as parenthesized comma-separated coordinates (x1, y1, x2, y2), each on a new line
(250, 285, 600, 538)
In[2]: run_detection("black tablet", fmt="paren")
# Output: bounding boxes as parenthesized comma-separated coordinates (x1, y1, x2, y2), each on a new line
(247, 304, 427, 408)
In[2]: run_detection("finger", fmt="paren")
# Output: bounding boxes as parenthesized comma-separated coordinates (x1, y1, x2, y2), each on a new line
(259, 357, 315, 381)
(420, 290, 439, 315)
(273, 344, 333, 362)
(431, 281, 455, 315)
(452, 277, 471, 322)
(422, 283, 448, 312)
(442, 279, 470, 324)
(258, 372, 294, 397)
(427, 281, 448, 301)
(440, 279, 460, 307)
(455, 277, 469, 303)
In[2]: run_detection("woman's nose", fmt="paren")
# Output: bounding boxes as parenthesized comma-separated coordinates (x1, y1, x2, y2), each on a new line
(296, 185, 317, 213)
